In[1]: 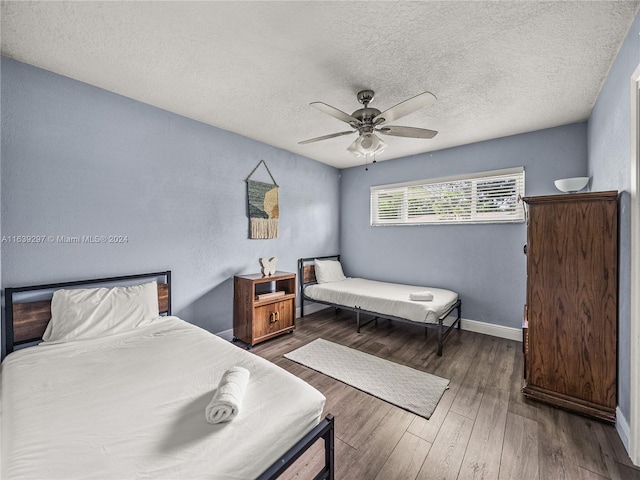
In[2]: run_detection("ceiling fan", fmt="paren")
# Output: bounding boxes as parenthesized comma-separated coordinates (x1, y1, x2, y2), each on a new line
(299, 89, 438, 157)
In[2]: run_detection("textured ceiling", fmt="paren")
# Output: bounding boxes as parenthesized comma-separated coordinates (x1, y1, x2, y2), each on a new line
(1, 1, 639, 169)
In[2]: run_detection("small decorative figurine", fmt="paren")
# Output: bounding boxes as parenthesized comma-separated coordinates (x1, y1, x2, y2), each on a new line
(259, 257, 278, 276)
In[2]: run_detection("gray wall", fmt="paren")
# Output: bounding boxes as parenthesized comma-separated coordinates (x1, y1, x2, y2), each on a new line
(0, 57, 340, 340)
(0, 55, 2, 359)
(588, 8, 640, 425)
(340, 122, 588, 329)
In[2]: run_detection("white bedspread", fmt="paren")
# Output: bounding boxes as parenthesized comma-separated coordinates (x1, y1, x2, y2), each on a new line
(1, 317, 325, 480)
(305, 278, 458, 324)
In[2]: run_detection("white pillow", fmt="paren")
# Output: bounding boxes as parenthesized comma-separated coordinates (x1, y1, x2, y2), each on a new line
(42, 281, 160, 344)
(314, 259, 347, 284)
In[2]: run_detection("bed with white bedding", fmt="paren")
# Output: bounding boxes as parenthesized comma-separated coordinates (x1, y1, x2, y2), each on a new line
(2, 271, 334, 480)
(298, 256, 462, 356)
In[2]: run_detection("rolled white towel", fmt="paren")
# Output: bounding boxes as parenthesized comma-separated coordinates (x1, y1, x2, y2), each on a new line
(205, 366, 250, 424)
(410, 291, 434, 301)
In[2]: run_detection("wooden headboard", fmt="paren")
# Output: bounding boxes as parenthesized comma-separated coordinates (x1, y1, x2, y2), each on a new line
(3, 271, 171, 356)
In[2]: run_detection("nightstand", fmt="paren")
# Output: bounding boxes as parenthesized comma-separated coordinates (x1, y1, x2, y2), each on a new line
(233, 271, 296, 348)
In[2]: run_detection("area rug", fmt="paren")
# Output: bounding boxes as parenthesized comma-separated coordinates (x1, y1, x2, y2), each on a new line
(284, 338, 449, 419)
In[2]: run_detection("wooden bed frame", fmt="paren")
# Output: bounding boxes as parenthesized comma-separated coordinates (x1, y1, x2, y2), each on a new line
(3, 271, 335, 480)
(298, 255, 462, 356)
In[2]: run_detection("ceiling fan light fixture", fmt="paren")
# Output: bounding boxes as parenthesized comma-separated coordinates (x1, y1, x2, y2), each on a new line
(348, 133, 387, 157)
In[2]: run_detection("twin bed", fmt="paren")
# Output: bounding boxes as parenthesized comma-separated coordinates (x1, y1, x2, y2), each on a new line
(2, 271, 334, 480)
(298, 256, 462, 356)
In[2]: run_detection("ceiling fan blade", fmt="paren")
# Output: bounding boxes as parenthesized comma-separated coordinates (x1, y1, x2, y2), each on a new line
(376, 125, 438, 139)
(373, 91, 437, 125)
(298, 130, 355, 145)
(311, 102, 360, 124)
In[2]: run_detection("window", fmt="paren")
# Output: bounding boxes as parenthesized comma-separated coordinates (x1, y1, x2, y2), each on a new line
(370, 167, 525, 225)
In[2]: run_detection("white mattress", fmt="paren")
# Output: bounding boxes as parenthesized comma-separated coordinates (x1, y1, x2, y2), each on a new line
(305, 277, 459, 324)
(1, 317, 326, 480)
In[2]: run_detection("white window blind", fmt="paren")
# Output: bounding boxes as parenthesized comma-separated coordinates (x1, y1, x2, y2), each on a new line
(370, 167, 525, 226)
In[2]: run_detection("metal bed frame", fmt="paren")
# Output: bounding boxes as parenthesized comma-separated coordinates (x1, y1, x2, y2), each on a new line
(298, 255, 462, 356)
(258, 414, 334, 480)
(3, 271, 335, 480)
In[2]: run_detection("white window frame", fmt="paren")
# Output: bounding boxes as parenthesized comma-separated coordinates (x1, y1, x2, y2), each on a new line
(370, 167, 525, 226)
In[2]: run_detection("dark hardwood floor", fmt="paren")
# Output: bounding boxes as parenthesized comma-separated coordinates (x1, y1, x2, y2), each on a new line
(250, 308, 640, 480)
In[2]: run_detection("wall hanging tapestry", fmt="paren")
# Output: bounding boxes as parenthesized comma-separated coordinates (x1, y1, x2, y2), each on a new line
(246, 160, 279, 239)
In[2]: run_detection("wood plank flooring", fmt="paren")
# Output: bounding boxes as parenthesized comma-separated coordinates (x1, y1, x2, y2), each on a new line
(249, 309, 640, 480)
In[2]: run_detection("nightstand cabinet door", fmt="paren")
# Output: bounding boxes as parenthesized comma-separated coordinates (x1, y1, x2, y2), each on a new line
(253, 300, 294, 341)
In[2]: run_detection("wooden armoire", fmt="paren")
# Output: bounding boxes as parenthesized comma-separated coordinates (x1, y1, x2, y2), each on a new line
(522, 191, 618, 422)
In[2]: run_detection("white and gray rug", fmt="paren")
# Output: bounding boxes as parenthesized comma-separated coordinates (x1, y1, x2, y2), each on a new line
(284, 338, 449, 419)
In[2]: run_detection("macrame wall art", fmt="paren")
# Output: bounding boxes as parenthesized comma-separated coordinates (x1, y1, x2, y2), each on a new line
(246, 160, 279, 239)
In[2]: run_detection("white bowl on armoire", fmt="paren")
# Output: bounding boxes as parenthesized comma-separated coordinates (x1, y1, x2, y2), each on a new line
(554, 177, 590, 193)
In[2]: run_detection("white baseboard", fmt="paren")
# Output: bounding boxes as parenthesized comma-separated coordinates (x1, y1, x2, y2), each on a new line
(617, 407, 631, 456)
(444, 316, 523, 342)
(297, 303, 331, 318)
(298, 302, 522, 342)
(216, 328, 234, 342)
